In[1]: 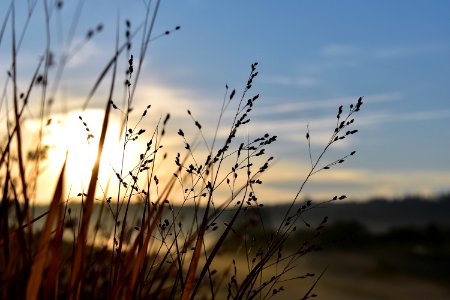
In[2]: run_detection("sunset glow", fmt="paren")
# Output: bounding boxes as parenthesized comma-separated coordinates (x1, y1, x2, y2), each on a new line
(1, 0, 448, 204)
(30, 109, 124, 201)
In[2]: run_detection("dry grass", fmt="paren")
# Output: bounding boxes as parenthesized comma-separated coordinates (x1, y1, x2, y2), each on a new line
(0, 1, 363, 299)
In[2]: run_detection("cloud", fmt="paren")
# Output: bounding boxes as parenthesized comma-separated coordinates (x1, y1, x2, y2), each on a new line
(318, 43, 448, 61)
(359, 108, 450, 127)
(344, 169, 450, 200)
(203, 93, 403, 150)
(319, 44, 358, 57)
(297, 59, 358, 73)
(254, 92, 403, 117)
(257, 160, 450, 202)
(66, 39, 102, 69)
(261, 75, 320, 87)
(374, 44, 448, 59)
(135, 85, 207, 117)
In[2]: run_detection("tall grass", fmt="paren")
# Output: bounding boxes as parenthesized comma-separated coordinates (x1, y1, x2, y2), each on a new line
(0, 1, 363, 299)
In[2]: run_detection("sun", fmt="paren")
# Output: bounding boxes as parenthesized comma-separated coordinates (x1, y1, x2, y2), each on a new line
(40, 109, 124, 200)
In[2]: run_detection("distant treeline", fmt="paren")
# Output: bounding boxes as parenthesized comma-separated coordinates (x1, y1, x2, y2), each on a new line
(27, 193, 450, 233)
(259, 193, 450, 232)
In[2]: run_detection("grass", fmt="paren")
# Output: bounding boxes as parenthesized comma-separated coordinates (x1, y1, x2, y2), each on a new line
(0, 1, 364, 299)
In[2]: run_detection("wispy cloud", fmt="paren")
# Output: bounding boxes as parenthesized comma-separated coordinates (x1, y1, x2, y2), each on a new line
(319, 44, 358, 57)
(318, 43, 448, 60)
(258, 161, 450, 202)
(254, 92, 403, 117)
(66, 39, 102, 69)
(297, 59, 358, 73)
(300, 42, 449, 75)
(261, 75, 320, 87)
(136, 85, 207, 118)
(374, 44, 448, 59)
(205, 93, 404, 149)
(360, 108, 450, 127)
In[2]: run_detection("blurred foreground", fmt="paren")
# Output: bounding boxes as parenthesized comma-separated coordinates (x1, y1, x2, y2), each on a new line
(23, 194, 450, 299)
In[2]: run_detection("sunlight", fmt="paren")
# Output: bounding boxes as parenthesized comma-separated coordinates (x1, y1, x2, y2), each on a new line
(24, 106, 183, 204)
(39, 109, 124, 201)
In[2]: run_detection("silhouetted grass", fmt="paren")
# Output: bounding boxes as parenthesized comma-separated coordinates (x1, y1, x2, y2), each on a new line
(0, 1, 364, 299)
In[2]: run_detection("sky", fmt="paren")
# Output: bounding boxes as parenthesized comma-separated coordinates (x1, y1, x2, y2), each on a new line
(1, 0, 449, 203)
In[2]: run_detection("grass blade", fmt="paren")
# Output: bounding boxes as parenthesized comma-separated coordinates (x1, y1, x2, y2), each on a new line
(26, 157, 66, 300)
(68, 54, 116, 298)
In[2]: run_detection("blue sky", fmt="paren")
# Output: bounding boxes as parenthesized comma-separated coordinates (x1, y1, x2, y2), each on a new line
(1, 1, 449, 202)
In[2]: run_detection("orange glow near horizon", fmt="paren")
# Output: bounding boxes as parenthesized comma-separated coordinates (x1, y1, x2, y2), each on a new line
(32, 109, 127, 203)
